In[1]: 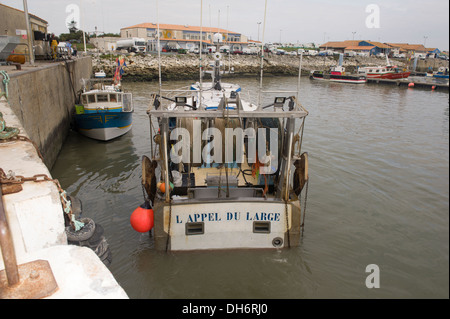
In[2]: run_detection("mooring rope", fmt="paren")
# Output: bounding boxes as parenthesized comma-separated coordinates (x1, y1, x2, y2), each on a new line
(0, 112, 19, 140)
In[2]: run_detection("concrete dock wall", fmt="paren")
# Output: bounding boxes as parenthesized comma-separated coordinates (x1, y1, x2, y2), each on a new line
(1, 99, 128, 298)
(6, 57, 92, 168)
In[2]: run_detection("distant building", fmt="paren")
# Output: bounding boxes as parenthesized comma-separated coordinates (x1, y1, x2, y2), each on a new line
(344, 46, 376, 56)
(426, 48, 441, 58)
(386, 43, 427, 56)
(320, 40, 391, 56)
(0, 3, 49, 60)
(120, 23, 249, 52)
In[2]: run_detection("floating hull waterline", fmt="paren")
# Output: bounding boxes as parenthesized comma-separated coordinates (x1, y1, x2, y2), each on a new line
(310, 72, 367, 84)
(364, 72, 411, 79)
(75, 111, 133, 141)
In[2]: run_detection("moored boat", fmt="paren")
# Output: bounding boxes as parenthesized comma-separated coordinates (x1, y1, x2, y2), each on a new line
(310, 66, 367, 84)
(310, 54, 367, 84)
(432, 67, 449, 79)
(132, 28, 310, 251)
(358, 56, 410, 79)
(74, 58, 133, 141)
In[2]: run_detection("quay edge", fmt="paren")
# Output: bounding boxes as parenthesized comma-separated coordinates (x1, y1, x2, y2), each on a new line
(4, 57, 92, 169)
(1, 57, 128, 299)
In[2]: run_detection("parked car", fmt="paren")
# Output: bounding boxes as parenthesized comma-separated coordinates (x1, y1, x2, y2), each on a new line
(232, 50, 243, 55)
(220, 45, 230, 53)
(276, 49, 286, 55)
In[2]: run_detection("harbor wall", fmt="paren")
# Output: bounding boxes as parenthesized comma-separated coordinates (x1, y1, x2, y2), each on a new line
(91, 53, 449, 82)
(6, 57, 92, 168)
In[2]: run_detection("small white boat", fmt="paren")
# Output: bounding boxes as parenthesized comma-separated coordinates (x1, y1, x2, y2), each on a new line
(94, 70, 107, 78)
(74, 59, 133, 141)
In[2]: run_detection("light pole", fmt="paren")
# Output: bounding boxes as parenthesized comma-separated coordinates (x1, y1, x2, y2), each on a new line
(257, 22, 261, 42)
(423, 36, 428, 47)
(279, 29, 282, 45)
(23, 0, 34, 65)
(352, 31, 356, 41)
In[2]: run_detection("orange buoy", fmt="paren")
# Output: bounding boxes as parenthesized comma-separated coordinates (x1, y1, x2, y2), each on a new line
(408, 82, 414, 88)
(432, 85, 436, 90)
(158, 182, 174, 193)
(130, 201, 154, 233)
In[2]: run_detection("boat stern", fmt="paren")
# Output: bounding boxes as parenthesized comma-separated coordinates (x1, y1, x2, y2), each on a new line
(153, 199, 302, 251)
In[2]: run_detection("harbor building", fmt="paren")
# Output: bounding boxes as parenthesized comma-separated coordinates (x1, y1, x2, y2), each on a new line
(320, 40, 392, 56)
(386, 43, 428, 57)
(120, 23, 250, 52)
(0, 3, 49, 60)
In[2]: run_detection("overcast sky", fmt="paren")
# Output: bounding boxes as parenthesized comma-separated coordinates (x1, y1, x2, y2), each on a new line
(2, 0, 449, 50)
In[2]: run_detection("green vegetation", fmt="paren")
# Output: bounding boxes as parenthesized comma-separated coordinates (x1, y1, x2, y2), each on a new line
(97, 33, 121, 38)
(99, 53, 121, 60)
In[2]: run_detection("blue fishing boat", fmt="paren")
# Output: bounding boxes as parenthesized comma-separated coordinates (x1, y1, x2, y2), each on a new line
(75, 58, 133, 141)
(433, 67, 449, 79)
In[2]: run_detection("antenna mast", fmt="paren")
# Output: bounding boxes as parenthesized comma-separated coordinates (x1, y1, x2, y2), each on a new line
(258, 0, 268, 108)
(199, 0, 203, 108)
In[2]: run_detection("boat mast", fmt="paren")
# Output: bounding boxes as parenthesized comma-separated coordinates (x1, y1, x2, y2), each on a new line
(258, 0, 268, 108)
(199, 0, 203, 108)
(156, 0, 162, 96)
(297, 52, 303, 100)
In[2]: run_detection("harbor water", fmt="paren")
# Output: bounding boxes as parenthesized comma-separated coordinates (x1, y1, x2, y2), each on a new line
(51, 76, 449, 299)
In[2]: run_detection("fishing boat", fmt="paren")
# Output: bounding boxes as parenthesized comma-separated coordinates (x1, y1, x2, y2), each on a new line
(74, 58, 133, 141)
(132, 29, 310, 251)
(432, 66, 449, 79)
(358, 56, 410, 79)
(310, 54, 366, 84)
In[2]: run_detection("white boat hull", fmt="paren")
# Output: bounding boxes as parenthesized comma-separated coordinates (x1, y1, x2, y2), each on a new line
(78, 124, 132, 141)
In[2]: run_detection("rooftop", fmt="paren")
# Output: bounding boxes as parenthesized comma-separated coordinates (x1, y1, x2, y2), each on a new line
(0, 3, 48, 24)
(121, 23, 239, 35)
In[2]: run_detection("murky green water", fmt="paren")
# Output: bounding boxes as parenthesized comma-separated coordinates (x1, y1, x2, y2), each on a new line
(51, 76, 449, 299)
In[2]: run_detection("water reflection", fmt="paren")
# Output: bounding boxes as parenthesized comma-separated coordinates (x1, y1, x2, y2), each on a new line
(52, 76, 449, 299)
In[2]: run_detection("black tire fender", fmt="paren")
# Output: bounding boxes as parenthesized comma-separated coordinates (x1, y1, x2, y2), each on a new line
(65, 218, 96, 242)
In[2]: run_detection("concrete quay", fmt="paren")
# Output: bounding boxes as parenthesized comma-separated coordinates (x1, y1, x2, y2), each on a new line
(1, 58, 128, 299)
(366, 76, 449, 91)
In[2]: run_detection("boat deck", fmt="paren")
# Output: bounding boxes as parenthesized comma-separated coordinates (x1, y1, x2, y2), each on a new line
(191, 161, 259, 187)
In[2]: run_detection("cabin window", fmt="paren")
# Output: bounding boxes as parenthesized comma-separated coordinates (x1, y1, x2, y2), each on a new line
(88, 95, 96, 103)
(82, 95, 88, 104)
(97, 94, 108, 102)
(376, 69, 380, 73)
(110, 94, 118, 102)
(117, 94, 122, 102)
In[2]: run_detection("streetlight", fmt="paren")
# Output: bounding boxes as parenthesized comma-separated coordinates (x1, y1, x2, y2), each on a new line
(279, 29, 282, 44)
(423, 36, 428, 47)
(352, 31, 356, 41)
(257, 22, 261, 42)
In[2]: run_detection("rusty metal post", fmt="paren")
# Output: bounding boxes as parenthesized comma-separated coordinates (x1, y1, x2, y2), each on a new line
(0, 187, 58, 299)
(0, 187, 20, 287)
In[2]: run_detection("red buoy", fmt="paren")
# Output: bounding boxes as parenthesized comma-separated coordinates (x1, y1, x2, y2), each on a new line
(130, 201, 154, 233)
(408, 82, 414, 88)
